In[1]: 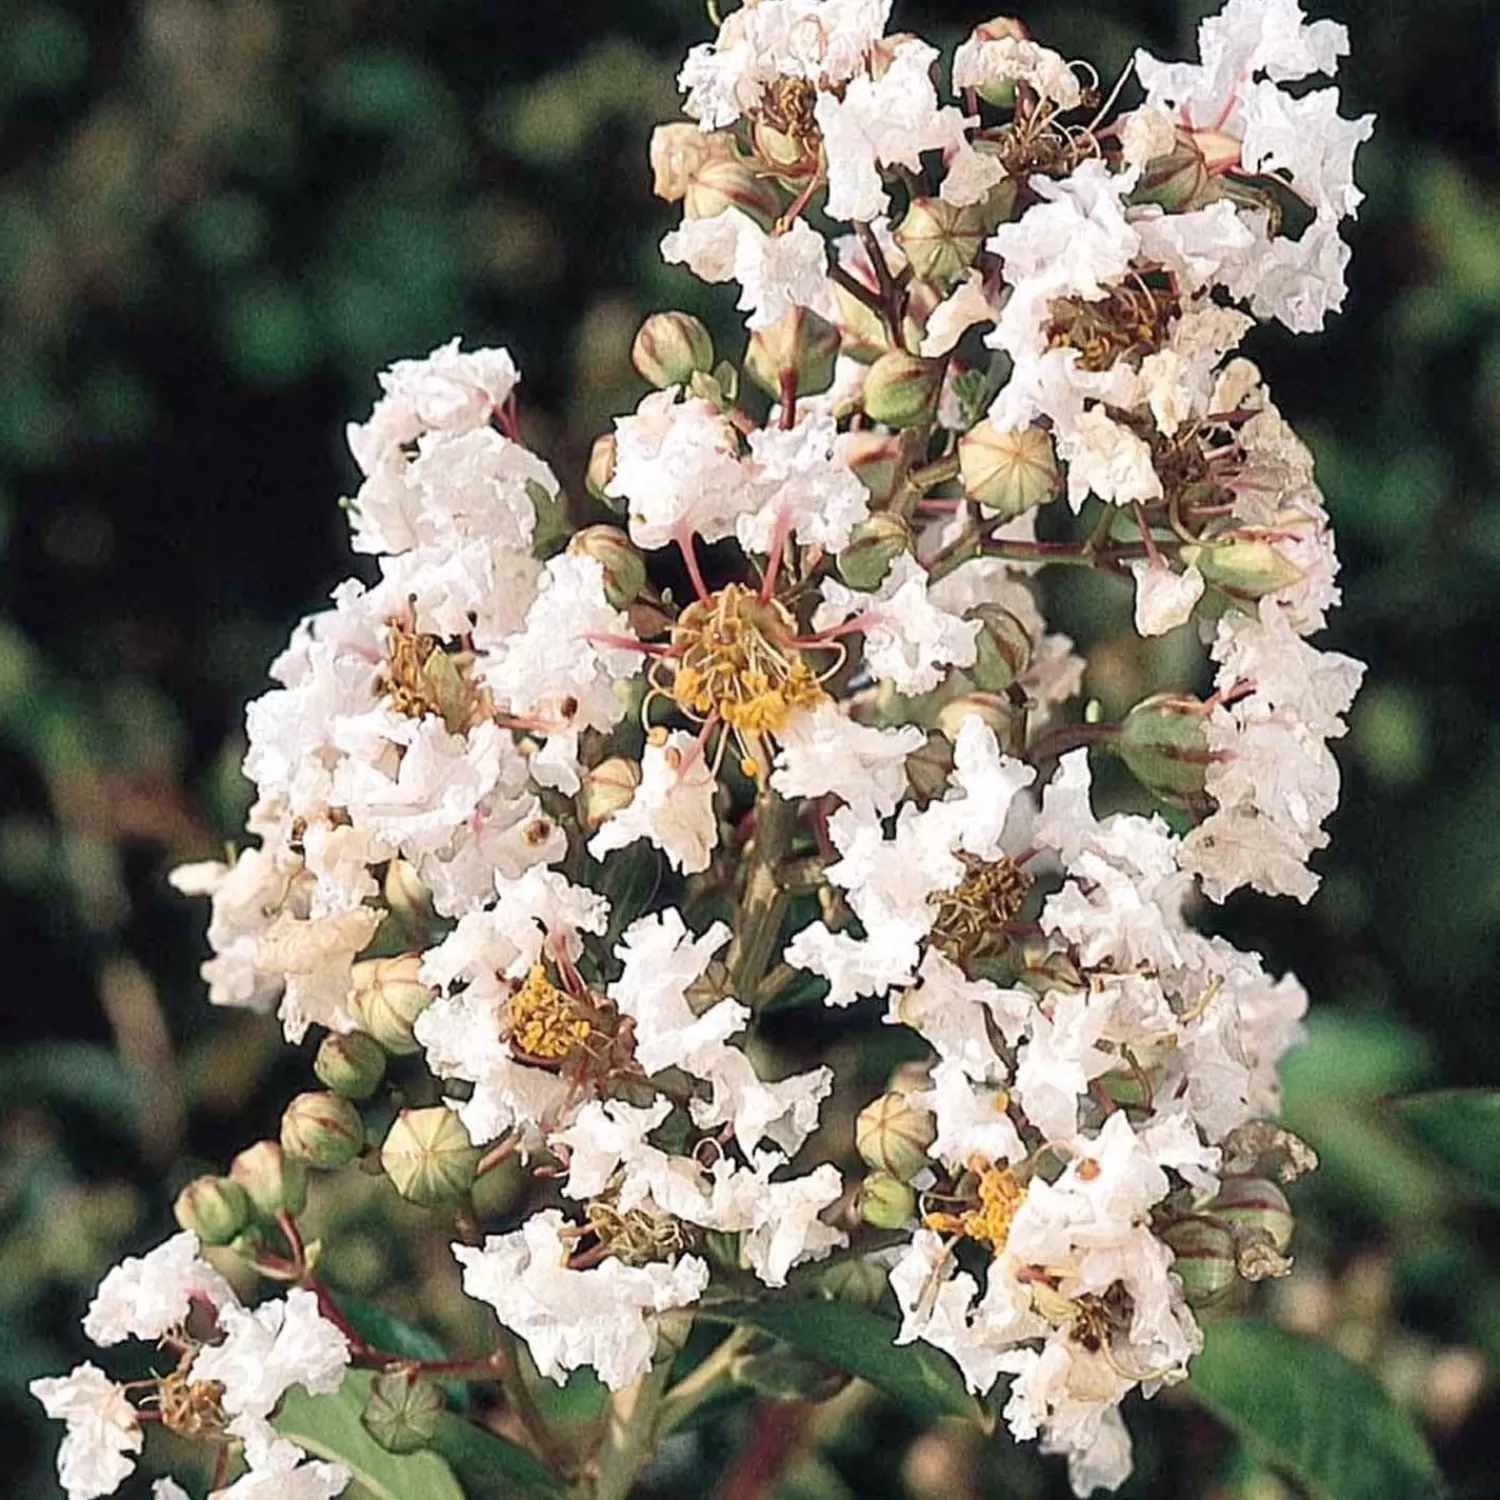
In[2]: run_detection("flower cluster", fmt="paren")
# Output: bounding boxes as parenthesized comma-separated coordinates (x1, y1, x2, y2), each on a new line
(35, 2, 1370, 1497)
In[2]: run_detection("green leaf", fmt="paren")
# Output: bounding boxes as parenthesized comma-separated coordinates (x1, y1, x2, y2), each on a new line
(275, 1370, 466, 1500)
(1186, 1319, 1445, 1500)
(703, 1299, 984, 1427)
(338, 1298, 450, 1365)
(428, 1411, 568, 1498)
(1390, 1089, 1500, 1204)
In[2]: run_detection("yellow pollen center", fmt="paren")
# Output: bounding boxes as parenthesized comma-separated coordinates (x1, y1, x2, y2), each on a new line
(379, 618, 488, 734)
(929, 855, 1034, 961)
(1045, 284, 1179, 373)
(156, 1370, 227, 1439)
(924, 1159, 1025, 1252)
(506, 965, 593, 1062)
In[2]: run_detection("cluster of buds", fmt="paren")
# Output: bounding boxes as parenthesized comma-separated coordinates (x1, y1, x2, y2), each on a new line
(34, 3, 1373, 1498)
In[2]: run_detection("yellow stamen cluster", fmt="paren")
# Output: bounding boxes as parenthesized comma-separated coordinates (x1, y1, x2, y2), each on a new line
(924, 1159, 1025, 1253)
(929, 854, 1033, 962)
(585, 1199, 698, 1266)
(762, 76, 822, 143)
(155, 1369, 227, 1439)
(505, 965, 594, 1063)
(1045, 283, 1179, 372)
(379, 618, 488, 734)
(661, 585, 826, 742)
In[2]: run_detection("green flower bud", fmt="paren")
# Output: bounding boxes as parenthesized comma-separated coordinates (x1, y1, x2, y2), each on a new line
(1119, 692, 1214, 804)
(631, 311, 715, 389)
(895, 198, 986, 285)
(382, 859, 436, 938)
(937, 692, 1017, 747)
(1181, 539, 1304, 603)
(1130, 135, 1211, 212)
(650, 122, 734, 203)
(732, 1348, 851, 1403)
(856, 1093, 937, 1183)
(745, 306, 841, 399)
(685, 158, 780, 229)
(904, 731, 955, 807)
(836, 513, 911, 590)
(968, 604, 1033, 694)
(1210, 1176, 1295, 1256)
(578, 756, 642, 832)
(862, 351, 944, 429)
(1159, 1216, 1239, 1307)
(281, 1091, 365, 1170)
(469, 1150, 527, 1220)
(173, 1175, 252, 1247)
(858, 1171, 917, 1230)
(349, 953, 434, 1057)
(831, 277, 893, 362)
(362, 1371, 444, 1455)
(230, 1140, 309, 1221)
(314, 1031, 387, 1101)
(586, 433, 618, 504)
(958, 421, 1059, 517)
(380, 1106, 481, 1208)
(816, 1257, 889, 1308)
(841, 431, 905, 504)
(568, 525, 647, 609)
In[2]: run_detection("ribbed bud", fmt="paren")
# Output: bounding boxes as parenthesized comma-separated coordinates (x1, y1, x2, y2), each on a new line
(958, 420, 1059, 517)
(349, 953, 434, 1057)
(650, 123, 734, 203)
(578, 756, 643, 832)
(856, 1093, 937, 1182)
(1210, 1176, 1295, 1256)
(841, 431, 905, 504)
(631, 311, 714, 389)
(731, 1348, 850, 1403)
(1119, 692, 1214, 804)
(685, 158, 780, 229)
(904, 732, 955, 807)
(968, 604, 1033, 693)
(895, 198, 986, 285)
(382, 859, 435, 936)
(568, 525, 647, 608)
(586, 433, 617, 503)
(836, 513, 911, 590)
(816, 1257, 889, 1308)
(938, 692, 1017, 746)
(173, 1175, 252, 1247)
(745, 306, 841, 398)
(1160, 1216, 1239, 1307)
(362, 1371, 444, 1455)
(281, 1091, 365, 1170)
(857, 1171, 917, 1229)
(314, 1031, 387, 1101)
(862, 351, 944, 429)
(1181, 539, 1304, 602)
(1131, 134, 1212, 212)
(380, 1106, 481, 1208)
(230, 1140, 308, 1221)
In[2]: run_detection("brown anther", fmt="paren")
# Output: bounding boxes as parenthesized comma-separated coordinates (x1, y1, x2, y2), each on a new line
(1076, 1157, 1102, 1182)
(1045, 282, 1180, 373)
(156, 1369, 228, 1440)
(929, 854, 1034, 964)
(522, 819, 553, 847)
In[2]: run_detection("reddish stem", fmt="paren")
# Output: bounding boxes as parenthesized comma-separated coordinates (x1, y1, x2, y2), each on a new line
(713, 1402, 813, 1500)
(676, 527, 711, 603)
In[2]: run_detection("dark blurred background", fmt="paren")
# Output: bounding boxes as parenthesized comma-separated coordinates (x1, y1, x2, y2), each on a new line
(4, 1, 1500, 1496)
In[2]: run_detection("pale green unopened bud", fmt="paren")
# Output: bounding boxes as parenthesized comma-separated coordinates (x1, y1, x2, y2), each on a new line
(862, 351, 943, 428)
(631, 311, 714, 389)
(1159, 1216, 1238, 1307)
(816, 1257, 889, 1308)
(586, 433, 617, 503)
(969, 604, 1033, 693)
(1119, 692, 1214, 804)
(745, 306, 841, 399)
(836, 513, 911, 590)
(349, 953, 434, 1057)
(314, 1031, 387, 1101)
(568, 524, 647, 608)
(1210, 1177, 1295, 1256)
(381, 1106, 480, 1208)
(831, 278, 892, 362)
(858, 1171, 917, 1229)
(173, 1175, 252, 1246)
(857, 1093, 937, 1182)
(1181, 539, 1304, 602)
(383, 859, 435, 935)
(578, 756, 642, 832)
(281, 1090, 365, 1170)
(685, 158, 780, 229)
(1131, 135, 1211, 212)
(895, 198, 986, 285)
(841, 431, 905, 504)
(362, 1371, 445, 1454)
(938, 692, 1017, 747)
(959, 420, 1059, 517)
(732, 1348, 850, 1403)
(650, 122, 734, 203)
(230, 1140, 308, 1221)
(976, 172, 1020, 233)
(904, 732, 955, 807)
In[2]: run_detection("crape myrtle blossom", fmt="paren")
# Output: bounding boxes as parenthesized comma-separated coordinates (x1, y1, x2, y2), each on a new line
(124, 4, 1372, 1497)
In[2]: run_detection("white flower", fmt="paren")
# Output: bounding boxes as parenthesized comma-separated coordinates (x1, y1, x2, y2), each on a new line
(211, 1422, 349, 1500)
(590, 731, 719, 875)
(83, 1232, 236, 1348)
(814, 553, 979, 695)
(953, 34, 1081, 110)
(1118, 106, 1178, 170)
(919, 269, 998, 358)
(663, 210, 833, 330)
(889, 948, 1031, 1081)
(454, 1211, 710, 1389)
(30, 1364, 141, 1500)
(771, 701, 923, 817)
(255, 906, 385, 1044)
(737, 412, 869, 555)
(189, 1289, 351, 1421)
(1060, 407, 1162, 510)
(1128, 560, 1204, 636)
(155, 1484, 192, 1500)
(1012, 991, 1114, 1140)
(606, 388, 750, 551)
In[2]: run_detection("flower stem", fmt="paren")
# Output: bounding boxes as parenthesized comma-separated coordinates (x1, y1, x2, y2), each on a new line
(727, 787, 795, 1007)
(593, 1353, 675, 1500)
(657, 1326, 756, 1439)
